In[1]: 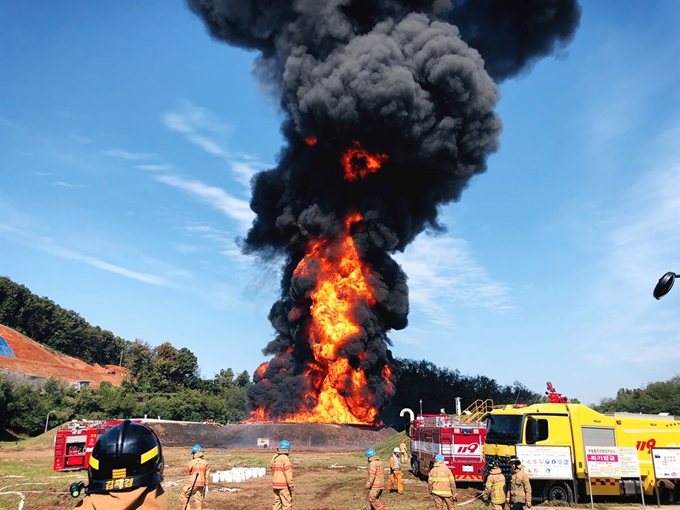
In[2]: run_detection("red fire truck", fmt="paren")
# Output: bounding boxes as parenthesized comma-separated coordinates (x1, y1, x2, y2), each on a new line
(53, 419, 128, 471)
(404, 399, 491, 483)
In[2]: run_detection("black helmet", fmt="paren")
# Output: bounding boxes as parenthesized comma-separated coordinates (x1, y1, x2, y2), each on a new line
(86, 420, 164, 494)
(487, 459, 499, 469)
(509, 456, 521, 466)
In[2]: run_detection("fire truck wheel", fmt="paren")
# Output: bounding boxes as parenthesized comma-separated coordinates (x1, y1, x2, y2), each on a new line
(542, 482, 574, 504)
(410, 456, 421, 478)
(658, 482, 676, 504)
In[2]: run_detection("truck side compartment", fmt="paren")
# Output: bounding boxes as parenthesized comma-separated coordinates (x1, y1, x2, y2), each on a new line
(483, 402, 680, 504)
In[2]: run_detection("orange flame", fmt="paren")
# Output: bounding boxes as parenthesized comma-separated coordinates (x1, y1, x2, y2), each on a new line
(255, 362, 268, 379)
(304, 137, 318, 146)
(250, 212, 393, 425)
(341, 141, 388, 182)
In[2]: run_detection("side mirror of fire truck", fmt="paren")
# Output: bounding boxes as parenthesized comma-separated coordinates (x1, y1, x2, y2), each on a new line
(653, 272, 677, 300)
(526, 417, 539, 444)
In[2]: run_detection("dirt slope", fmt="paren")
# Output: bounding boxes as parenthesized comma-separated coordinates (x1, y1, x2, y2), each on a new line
(0, 324, 126, 388)
(147, 421, 398, 450)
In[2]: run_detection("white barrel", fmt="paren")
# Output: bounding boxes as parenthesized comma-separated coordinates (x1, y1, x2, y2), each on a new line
(224, 471, 233, 483)
(212, 472, 220, 483)
(233, 472, 242, 483)
(259, 467, 266, 477)
(245, 468, 252, 480)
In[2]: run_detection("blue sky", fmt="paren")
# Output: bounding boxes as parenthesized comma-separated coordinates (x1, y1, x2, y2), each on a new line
(0, 1, 678, 407)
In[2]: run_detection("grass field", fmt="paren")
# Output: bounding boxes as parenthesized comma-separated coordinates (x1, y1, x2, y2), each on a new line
(0, 432, 668, 510)
(0, 431, 482, 510)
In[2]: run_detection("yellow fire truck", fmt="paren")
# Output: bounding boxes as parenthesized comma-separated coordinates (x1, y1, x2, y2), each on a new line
(483, 402, 680, 503)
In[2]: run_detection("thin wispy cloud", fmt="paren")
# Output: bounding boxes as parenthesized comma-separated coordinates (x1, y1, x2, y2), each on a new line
(394, 235, 513, 326)
(573, 123, 680, 367)
(69, 133, 93, 144)
(154, 174, 254, 232)
(220, 245, 258, 265)
(136, 164, 173, 171)
(183, 225, 223, 234)
(160, 101, 271, 192)
(53, 181, 84, 188)
(102, 149, 158, 161)
(230, 161, 265, 189)
(178, 224, 275, 268)
(0, 225, 175, 287)
(181, 225, 232, 245)
(32, 171, 53, 176)
(51, 152, 85, 164)
(162, 101, 233, 159)
(175, 244, 199, 255)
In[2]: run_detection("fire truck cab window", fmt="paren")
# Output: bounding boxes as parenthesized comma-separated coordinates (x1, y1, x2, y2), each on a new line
(486, 415, 522, 444)
(525, 416, 549, 444)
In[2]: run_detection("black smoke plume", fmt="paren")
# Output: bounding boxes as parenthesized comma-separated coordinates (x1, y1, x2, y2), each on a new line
(187, 0, 580, 423)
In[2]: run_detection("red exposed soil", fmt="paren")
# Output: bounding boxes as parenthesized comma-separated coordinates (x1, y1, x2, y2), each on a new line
(0, 324, 126, 388)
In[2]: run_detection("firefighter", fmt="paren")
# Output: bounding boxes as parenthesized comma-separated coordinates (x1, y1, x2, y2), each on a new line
(428, 453, 457, 510)
(70, 419, 167, 510)
(271, 439, 294, 510)
(399, 438, 409, 466)
(364, 447, 386, 510)
(181, 444, 210, 510)
(483, 460, 507, 510)
(507, 457, 532, 510)
(387, 447, 404, 494)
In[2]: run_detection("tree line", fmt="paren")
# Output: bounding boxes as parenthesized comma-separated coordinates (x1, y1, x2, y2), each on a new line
(0, 276, 127, 366)
(0, 368, 251, 438)
(3, 356, 676, 438)
(1, 275, 677, 438)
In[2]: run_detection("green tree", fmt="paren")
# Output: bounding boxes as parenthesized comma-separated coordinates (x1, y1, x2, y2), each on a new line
(0, 277, 31, 331)
(235, 370, 251, 388)
(41, 378, 77, 428)
(150, 342, 178, 393)
(124, 340, 155, 390)
(7, 385, 47, 435)
(224, 385, 249, 422)
(96, 382, 138, 418)
(0, 374, 14, 429)
(211, 368, 236, 394)
(172, 348, 200, 389)
(595, 376, 680, 415)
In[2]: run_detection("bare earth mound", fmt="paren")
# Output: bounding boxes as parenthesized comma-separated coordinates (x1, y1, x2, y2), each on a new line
(0, 324, 126, 388)
(147, 421, 397, 450)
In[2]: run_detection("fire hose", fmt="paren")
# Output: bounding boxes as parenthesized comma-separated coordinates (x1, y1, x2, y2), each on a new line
(425, 491, 485, 507)
(0, 491, 26, 510)
(183, 473, 199, 510)
(457, 491, 486, 507)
